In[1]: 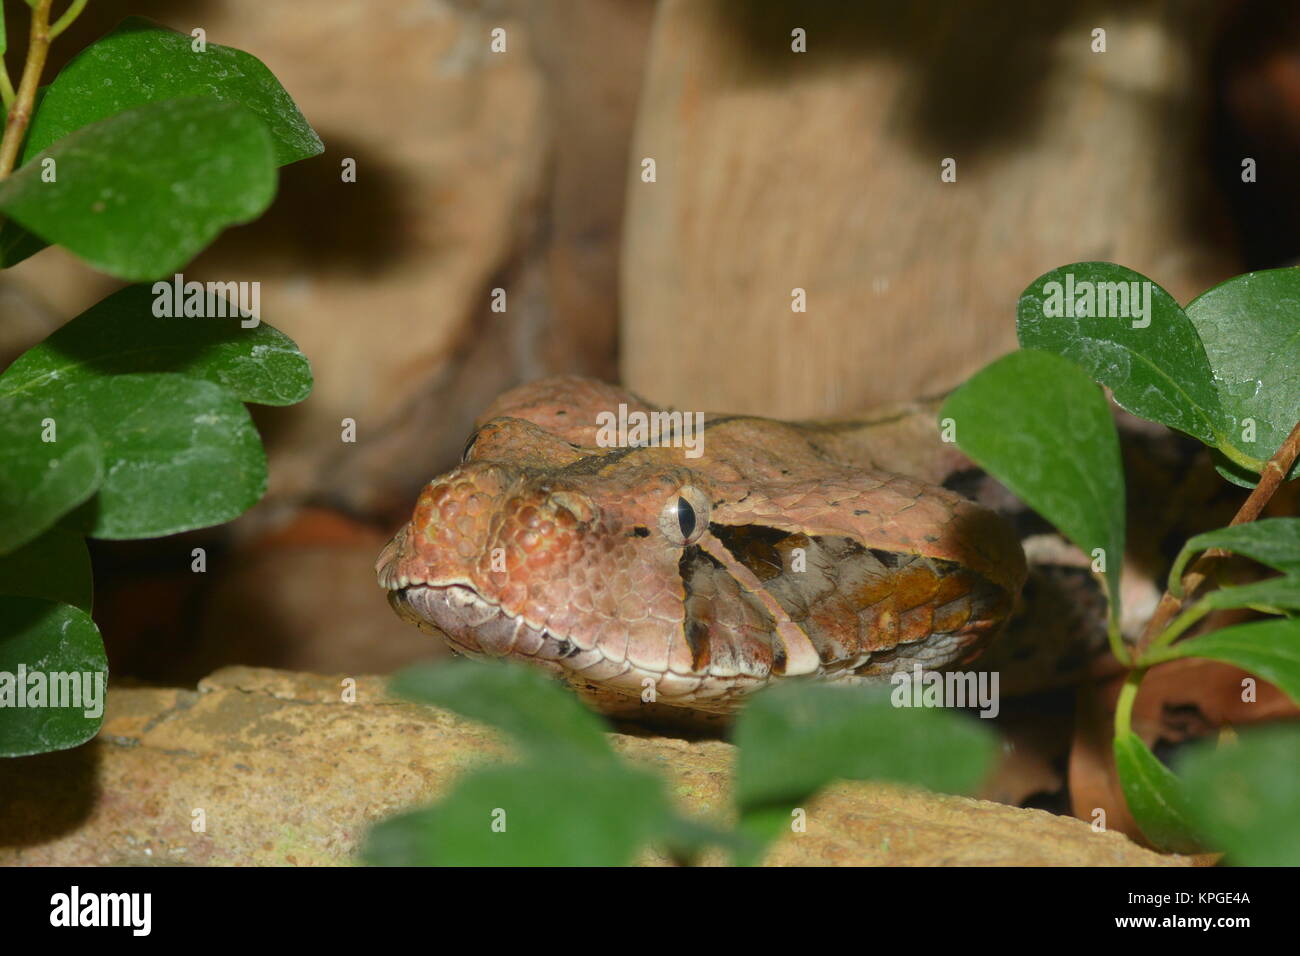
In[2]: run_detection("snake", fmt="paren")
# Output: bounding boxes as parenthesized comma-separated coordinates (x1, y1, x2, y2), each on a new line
(377, 375, 1116, 720)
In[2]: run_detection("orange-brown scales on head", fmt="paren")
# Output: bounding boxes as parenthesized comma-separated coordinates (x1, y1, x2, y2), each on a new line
(377, 376, 1026, 716)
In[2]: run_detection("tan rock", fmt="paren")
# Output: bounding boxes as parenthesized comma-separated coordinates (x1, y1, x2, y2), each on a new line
(621, 0, 1236, 418)
(0, 667, 1193, 866)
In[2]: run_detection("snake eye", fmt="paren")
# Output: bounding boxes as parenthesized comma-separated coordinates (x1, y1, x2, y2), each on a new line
(657, 485, 710, 546)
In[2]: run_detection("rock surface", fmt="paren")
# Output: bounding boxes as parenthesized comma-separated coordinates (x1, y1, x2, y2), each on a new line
(621, 0, 1237, 418)
(0, 667, 1193, 866)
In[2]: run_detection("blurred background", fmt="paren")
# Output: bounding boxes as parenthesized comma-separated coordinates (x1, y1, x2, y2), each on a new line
(1, 0, 1297, 832)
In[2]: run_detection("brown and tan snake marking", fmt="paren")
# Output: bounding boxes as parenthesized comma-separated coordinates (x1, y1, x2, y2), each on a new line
(377, 377, 1028, 716)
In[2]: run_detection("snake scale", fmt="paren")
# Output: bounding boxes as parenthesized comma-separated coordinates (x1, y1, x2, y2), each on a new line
(376, 376, 1209, 719)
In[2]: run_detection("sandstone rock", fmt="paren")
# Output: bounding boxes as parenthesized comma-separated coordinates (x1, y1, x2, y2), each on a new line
(621, 0, 1237, 417)
(0, 667, 1195, 866)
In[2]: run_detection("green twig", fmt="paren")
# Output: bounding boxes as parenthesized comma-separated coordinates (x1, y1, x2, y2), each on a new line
(1114, 668, 1144, 738)
(1105, 615, 1131, 668)
(1146, 599, 1211, 655)
(48, 0, 87, 41)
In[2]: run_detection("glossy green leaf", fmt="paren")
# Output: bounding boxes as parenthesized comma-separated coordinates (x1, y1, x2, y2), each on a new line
(1146, 618, 1300, 705)
(0, 398, 102, 554)
(1113, 732, 1202, 853)
(0, 527, 92, 612)
(0, 595, 108, 757)
(1168, 519, 1300, 595)
(1198, 575, 1300, 614)
(25, 17, 322, 168)
(1017, 262, 1228, 447)
(47, 373, 266, 539)
(733, 684, 996, 861)
(1185, 268, 1300, 479)
(0, 284, 312, 407)
(362, 758, 672, 866)
(1, 14, 325, 270)
(0, 97, 276, 281)
(1178, 725, 1300, 866)
(941, 349, 1126, 616)
(390, 660, 617, 767)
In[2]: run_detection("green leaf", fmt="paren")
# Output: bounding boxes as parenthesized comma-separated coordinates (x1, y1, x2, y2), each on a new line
(0, 527, 92, 612)
(390, 660, 617, 767)
(1146, 618, 1300, 706)
(0, 97, 276, 281)
(1113, 732, 1203, 853)
(0, 595, 108, 757)
(0, 398, 102, 554)
(1198, 575, 1300, 615)
(1185, 267, 1300, 480)
(1178, 725, 1300, 866)
(0, 284, 312, 407)
(733, 684, 996, 862)
(49, 373, 266, 539)
(940, 349, 1126, 616)
(362, 757, 673, 866)
(1210, 448, 1261, 491)
(658, 815, 757, 864)
(1, 11, 327, 271)
(1167, 518, 1300, 595)
(1, 7, 6, 57)
(24, 16, 323, 167)
(1017, 262, 1228, 448)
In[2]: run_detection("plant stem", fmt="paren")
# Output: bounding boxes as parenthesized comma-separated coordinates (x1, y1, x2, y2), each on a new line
(1147, 599, 1211, 654)
(1114, 668, 1144, 738)
(1105, 615, 1131, 667)
(1214, 435, 1266, 473)
(49, 0, 87, 41)
(0, 0, 54, 181)
(1133, 418, 1300, 661)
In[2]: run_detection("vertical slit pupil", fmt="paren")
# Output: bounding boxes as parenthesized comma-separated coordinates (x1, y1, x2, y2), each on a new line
(677, 497, 696, 539)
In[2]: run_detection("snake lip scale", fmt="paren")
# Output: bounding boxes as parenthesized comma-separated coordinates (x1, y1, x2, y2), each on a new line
(383, 579, 767, 708)
(377, 376, 1027, 716)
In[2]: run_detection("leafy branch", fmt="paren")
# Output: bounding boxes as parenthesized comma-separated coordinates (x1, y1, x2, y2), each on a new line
(1135, 418, 1300, 660)
(0, 14, 323, 757)
(0, 0, 84, 179)
(944, 261, 1300, 864)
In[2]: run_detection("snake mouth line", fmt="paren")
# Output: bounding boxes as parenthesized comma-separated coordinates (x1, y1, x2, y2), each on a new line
(388, 583, 586, 663)
(385, 582, 763, 706)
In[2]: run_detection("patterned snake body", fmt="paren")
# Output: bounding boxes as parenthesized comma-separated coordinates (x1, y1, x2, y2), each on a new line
(377, 377, 1027, 715)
